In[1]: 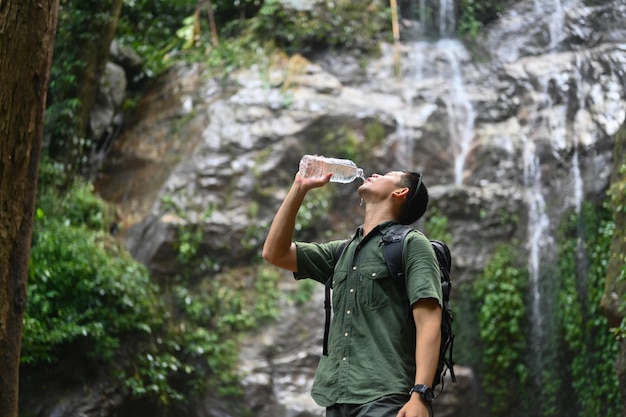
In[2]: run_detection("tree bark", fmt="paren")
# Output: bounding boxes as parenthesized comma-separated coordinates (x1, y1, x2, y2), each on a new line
(0, 1, 59, 416)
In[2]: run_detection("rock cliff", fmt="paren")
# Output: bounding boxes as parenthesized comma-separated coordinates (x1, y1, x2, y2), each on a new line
(85, 0, 626, 416)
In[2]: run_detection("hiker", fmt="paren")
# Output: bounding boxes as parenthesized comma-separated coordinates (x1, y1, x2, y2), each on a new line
(262, 169, 443, 417)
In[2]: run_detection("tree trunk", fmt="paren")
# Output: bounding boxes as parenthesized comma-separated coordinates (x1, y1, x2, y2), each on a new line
(0, 1, 59, 416)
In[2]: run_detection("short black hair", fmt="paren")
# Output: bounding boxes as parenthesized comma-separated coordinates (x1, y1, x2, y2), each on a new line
(397, 171, 428, 225)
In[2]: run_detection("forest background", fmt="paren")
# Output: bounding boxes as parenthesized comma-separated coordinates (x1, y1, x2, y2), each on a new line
(1, 1, 625, 417)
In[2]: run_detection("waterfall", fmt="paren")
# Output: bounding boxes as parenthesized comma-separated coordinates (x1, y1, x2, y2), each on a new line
(419, 0, 426, 31)
(396, 39, 475, 183)
(518, 74, 558, 390)
(522, 133, 551, 361)
(439, 0, 455, 37)
(549, 0, 565, 50)
(396, 2, 475, 183)
(395, 115, 414, 169)
(571, 53, 588, 214)
(535, 0, 566, 50)
(439, 40, 476, 186)
(572, 147, 583, 214)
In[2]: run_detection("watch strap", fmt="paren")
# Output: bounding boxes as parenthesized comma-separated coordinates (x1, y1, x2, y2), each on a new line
(408, 383, 434, 404)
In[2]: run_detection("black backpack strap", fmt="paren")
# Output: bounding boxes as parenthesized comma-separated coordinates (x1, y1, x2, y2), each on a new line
(378, 224, 413, 280)
(323, 277, 332, 356)
(379, 224, 414, 328)
(430, 239, 456, 390)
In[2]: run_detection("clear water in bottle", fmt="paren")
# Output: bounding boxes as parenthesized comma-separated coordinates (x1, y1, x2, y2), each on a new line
(298, 155, 365, 183)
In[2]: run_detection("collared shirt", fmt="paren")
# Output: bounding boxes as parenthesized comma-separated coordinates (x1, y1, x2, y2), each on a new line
(294, 221, 442, 407)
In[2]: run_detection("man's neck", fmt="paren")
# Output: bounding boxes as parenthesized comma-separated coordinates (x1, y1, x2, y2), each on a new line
(362, 203, 396, 236)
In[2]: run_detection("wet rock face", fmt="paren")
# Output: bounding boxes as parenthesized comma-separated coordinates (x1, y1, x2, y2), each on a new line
(86, 0, 626, 416)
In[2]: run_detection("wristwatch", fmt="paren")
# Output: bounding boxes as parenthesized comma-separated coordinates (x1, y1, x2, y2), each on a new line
(408, 384, 434, 404)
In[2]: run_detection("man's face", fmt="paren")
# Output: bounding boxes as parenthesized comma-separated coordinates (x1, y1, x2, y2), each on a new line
(358, 171, 406, 200)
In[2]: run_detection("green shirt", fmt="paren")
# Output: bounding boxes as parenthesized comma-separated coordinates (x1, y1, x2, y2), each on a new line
(294, 221, 443, 407)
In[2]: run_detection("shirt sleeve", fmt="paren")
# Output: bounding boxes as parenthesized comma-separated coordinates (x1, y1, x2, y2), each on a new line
(294, 240, 346, 285)
(403, 231, 443, 307)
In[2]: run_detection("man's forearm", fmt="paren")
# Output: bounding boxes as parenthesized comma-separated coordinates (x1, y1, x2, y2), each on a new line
(413, 298, 442, 387)
(262, 180, 307, 271)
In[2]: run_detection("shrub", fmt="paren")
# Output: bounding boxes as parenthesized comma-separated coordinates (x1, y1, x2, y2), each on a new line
(473, 244, 529, 415)
(23, 182, 160, 365)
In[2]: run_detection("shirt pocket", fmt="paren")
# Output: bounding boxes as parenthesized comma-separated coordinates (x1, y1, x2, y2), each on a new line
(358, 263, 393, 310)
(331, 269, 348, 307)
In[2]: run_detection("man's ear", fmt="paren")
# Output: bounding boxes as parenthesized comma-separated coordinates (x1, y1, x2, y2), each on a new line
(393, 187, 410, 200)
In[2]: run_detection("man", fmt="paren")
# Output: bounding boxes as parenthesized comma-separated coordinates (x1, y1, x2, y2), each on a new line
(263, 168, 442, 417)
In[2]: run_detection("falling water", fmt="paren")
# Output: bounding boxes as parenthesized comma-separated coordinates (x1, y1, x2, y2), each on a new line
(439, 0, 455, 37)
(535, 0, 565, 50)
(395, 115, 414, 169)
(549, 0, 565, 50)
(572, 147, 583, 213)
(571, 54, 588, 214)
(517, 73, 561, 393)
(522, 133, 551, 361)
(439, 40, 476, 185)
(419, 0, 426, 31)
(396, 3, 475, 184)
(395, 39, 475, 183)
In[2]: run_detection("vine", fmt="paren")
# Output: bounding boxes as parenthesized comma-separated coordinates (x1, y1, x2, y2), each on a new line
(472, 244, 529, 416)
(557, 202, 621, 416)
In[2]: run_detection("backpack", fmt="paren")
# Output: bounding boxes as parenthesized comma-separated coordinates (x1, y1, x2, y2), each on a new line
(323, 223, 456, 393)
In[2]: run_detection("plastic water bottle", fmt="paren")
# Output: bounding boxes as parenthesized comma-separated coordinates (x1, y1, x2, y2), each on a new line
(298, 155, 365, 183)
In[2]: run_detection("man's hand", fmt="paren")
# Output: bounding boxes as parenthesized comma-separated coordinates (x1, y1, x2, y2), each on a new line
(294, 171, 332, 190)
(396, 397, 430, 417)
(262, 170, 332, 272)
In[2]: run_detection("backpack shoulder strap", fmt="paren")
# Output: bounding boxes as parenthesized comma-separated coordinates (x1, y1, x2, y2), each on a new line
(430, 239, 452, 309)
(429, 239, 457, 386)
(379, 224, 414, 282)
(379, 224, 414, 331)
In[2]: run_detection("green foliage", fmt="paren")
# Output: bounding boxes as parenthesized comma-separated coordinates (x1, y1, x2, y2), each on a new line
(162, 196, 215, 264)
(289, 278, 316, 306)
(473, 245, 529, 416)
(457, 0, 508, 37)
(557, 203, 621, 416)
(296, 186, 332, 233)
(252, 0, 389, 56)
(363, 121, 388, 149)
(118, 0, 198, 75)
(26, 163, 284, 408)
(424, 208, 452, 242)
(140, 265, 282, 398)
(46, 0, 122, 178)
(607, 143, 626, 340)
(118, 0, 268, 77)
(320, 127, 362, 163)
(24, 176, 160, 365)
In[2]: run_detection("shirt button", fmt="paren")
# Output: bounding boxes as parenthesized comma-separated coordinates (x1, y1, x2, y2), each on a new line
(371, 272, 377, 277)
(352, 266, 357, 270)
(344, 332, 349, 337)
(349, 288, 354, 293)
(346, 310, 351, 314)
(342, 357, 347, 361)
